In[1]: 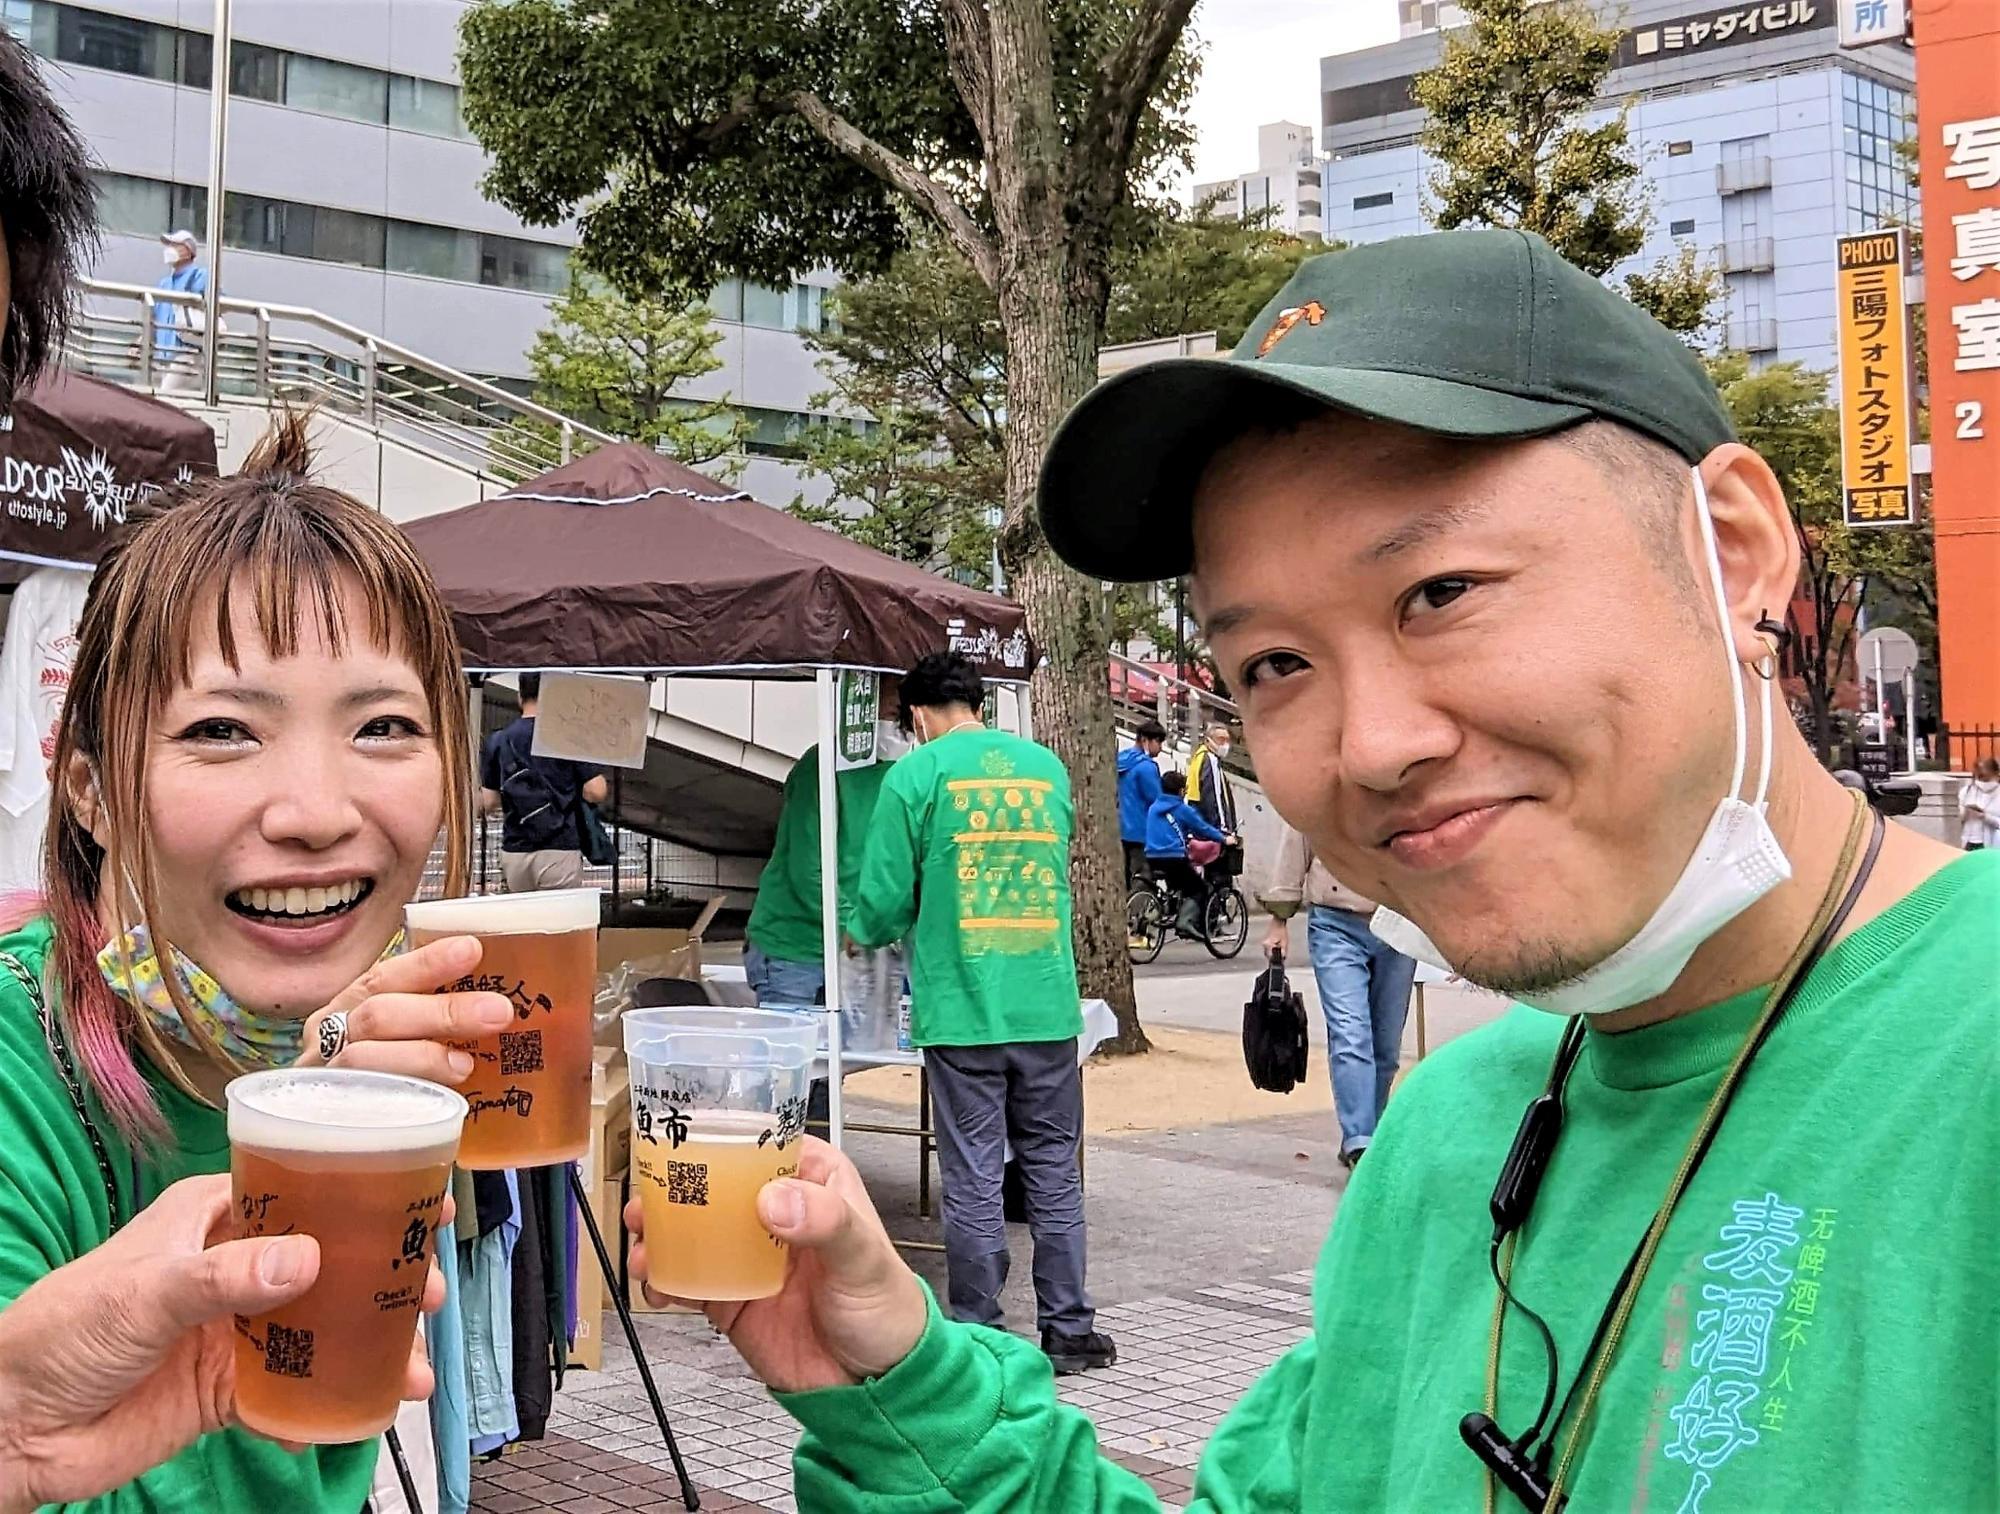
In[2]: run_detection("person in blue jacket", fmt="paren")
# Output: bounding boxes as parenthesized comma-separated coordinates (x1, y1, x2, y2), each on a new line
(1115, 719, 1167, 887)
(1145, 770, 1227, 938)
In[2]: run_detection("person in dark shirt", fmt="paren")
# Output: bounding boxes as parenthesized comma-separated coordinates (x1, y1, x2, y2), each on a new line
(478, 672, 609, 892)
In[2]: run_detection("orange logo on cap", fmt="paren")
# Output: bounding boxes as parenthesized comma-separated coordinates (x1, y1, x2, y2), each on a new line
(1255, 300, 1325, 358)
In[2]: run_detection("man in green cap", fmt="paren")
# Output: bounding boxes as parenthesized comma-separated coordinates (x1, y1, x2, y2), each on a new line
(623, 229, 1997, 1511)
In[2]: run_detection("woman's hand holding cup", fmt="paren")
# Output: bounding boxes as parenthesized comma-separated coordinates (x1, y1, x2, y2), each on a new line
(296, 935, 512, 1086)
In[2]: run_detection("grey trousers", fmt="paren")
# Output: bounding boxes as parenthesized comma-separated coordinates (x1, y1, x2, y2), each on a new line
(499, 848, 585, 893)
(926, 1037, 1094, 1335)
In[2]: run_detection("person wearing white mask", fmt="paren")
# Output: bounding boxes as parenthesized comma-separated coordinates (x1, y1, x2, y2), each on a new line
(617, 231, 1995, 1514)
(152, 229, 208, 393)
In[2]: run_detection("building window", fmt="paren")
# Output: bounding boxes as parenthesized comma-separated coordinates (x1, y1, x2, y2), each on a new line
(389, 74, 462, 136)
(1353, 191, 1395, 211)
(1296, 168, 1321, 188)
(386, 220, 480, 283)
(1670, 218, 1696, 236)
(1841, 70, 1914, 233)
(92, 170, 173, 238)
(227, 193, 387, 269)
(1298, 198, 1323, 218)
(10, 0, 469, 138)
(478, 233, 568, 294)
(1667, 140, 1694, 156)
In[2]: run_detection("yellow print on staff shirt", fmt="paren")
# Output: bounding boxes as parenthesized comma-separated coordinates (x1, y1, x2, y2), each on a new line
(947, 773, 1062, 957)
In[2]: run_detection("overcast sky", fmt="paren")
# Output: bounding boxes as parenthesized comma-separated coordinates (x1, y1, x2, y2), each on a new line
(1183, 0, 1400, 191)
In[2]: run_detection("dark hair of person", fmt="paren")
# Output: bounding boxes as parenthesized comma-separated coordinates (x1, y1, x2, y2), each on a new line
(519, 670, 542, 703)
(899, 651, 984, 716)
(1137, 719, 1168, 743)
(1160, 770, 1187, 796)
(0, 33, 96, 412)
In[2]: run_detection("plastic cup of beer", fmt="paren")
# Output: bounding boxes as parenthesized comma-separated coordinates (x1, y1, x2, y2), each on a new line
(403, 887, 600, 1169)
(227, 1068, 465, 1444)
(623, 1008, 820, 1301)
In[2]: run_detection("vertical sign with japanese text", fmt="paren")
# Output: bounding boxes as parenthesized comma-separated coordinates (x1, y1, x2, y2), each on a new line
(1913, 0, 2000, 739)
(834, 670, 879, 771)
(1834, 229, 1916, 527)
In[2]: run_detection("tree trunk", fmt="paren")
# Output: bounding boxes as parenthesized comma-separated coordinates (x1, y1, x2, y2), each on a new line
(994, 264, 1147, 1055)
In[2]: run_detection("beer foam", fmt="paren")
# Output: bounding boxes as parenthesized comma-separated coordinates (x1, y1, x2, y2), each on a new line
(404, 887, 601, 937)
(228, 1069, 467, 1154)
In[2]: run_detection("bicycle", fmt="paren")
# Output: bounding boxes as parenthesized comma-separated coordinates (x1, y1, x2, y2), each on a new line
(1126, 870, 1249, 964)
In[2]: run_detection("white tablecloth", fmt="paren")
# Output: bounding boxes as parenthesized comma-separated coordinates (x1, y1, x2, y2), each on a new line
(810, 997, 1120, 1079)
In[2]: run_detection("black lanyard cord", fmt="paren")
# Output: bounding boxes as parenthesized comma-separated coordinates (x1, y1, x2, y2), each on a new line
(1477, 794, 1884, 1513)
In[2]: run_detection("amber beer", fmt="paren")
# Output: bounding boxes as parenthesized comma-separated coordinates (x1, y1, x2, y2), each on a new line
(633, 1110, 799, 1300)
(404, 888, 600, 1169)
(624, 1008, 819, 1301)
(227, 1069, 465, 1444)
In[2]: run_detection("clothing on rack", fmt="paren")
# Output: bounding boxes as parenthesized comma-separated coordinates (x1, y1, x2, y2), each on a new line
(510, 1166, 552, 1441)
(464, 1170, 520, 1453)
(427, 1213, 471, 1514)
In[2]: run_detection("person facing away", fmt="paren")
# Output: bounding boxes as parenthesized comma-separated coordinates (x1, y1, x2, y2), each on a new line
(1115, 718, 1167, 886)
(1959, 756, 2000, 851)
(744, 675, 906, 1007)
(619, 228, 1997, 1513)
(1260, 822, 1414, 1168)
(1144, 769, 1226, 938)
(844, 650, 1115, 1376)
(478, 670, 609, 893)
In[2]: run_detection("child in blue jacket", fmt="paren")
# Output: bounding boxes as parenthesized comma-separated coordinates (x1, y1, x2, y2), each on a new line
(1145, 771, 1227, 937)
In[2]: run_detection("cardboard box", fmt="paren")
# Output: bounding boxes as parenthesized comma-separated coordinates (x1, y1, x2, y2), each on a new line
(596, 895, 724, 981)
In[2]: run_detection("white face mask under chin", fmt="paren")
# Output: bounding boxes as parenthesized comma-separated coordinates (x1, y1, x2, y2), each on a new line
(1370, 467, 1793, 1016)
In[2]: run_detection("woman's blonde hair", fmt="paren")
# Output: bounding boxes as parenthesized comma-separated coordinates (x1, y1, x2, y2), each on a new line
(42, 412, 471, 1140)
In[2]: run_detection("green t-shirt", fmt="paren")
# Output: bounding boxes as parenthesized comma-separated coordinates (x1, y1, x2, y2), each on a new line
(781, 850, 2000, 1510)
(745, 745, 893, 966)
(0, 918, 378, 1513)
(849, 727, 1082, 1047)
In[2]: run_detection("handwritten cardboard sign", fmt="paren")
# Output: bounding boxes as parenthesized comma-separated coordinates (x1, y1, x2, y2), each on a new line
(530, 673, 649, 770)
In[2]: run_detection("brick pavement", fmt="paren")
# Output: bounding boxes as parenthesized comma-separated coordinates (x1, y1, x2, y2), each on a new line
(469, 1268, 1315, 1512)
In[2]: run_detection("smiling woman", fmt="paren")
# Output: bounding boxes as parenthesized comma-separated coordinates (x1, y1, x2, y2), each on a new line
(0, 413, 520, 1511)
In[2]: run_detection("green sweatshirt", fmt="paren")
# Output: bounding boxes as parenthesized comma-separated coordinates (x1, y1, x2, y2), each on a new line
(745, 745, 894, 965)
(0, 918, 377, 1513)
(783, 850, 2000, 1510)
(849, 727, 1082, 1047)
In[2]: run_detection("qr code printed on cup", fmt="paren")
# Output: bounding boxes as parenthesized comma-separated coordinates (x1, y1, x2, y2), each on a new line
(666, 1160, 710, 1207)
(499, 1029, 543, 1076)
(263, 1322, 315, 1378)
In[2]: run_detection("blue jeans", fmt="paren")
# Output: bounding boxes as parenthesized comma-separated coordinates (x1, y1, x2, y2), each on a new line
(742, 942, 825, 1008)
(1306, 905, 1416, 1157)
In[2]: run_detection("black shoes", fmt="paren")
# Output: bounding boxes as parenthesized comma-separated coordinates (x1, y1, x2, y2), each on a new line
(1043, 1327, 1119, 1375)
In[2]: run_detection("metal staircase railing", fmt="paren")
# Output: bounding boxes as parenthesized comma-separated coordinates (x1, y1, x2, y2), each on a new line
(66, 277, 616, 485)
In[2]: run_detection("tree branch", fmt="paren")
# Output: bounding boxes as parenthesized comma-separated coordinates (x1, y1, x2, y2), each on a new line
(1088, 0, 1197, 170)
(940, 0, 995, 153)
(789, 91, 999, 286)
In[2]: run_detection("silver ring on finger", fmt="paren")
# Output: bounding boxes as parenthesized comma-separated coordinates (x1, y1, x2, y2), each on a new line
(317, 1010, 351, 1064)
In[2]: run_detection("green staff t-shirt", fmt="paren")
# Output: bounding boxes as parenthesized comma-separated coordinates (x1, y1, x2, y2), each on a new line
(745, 745, 893, 966)
(849, 727, 1081, 1047)
(0, 917, 378, 1512)
(782, 849, 2000, 1510)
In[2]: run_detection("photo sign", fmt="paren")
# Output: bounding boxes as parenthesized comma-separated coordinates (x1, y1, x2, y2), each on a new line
(530, 672, 650, 769)
(1834, 229, 1916, 528)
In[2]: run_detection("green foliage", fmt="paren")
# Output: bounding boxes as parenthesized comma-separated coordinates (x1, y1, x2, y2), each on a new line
(459, 0, 1194, 298)
(1105, 207, 1323, 349)
(1708, 353, 1936, 756)
(787, 238, 1003, 583)
(526, 274, 749, 473)
(1413, 0, 1716, 336)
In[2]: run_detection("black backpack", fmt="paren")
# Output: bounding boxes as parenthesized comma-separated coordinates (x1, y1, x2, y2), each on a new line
(1242, 947, 1310, 1094)
(497, 732, 573, 848)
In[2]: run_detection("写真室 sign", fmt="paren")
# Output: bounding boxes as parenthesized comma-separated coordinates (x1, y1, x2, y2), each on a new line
(1913, 0, 2000, 739)
(1834, 229, 1916, 528)
(1619, 1, 1830, 65)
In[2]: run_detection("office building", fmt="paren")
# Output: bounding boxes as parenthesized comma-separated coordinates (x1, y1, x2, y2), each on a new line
(1191, 120, 1329, 239)
(1324, 0, 1916, 369)
(8, 0, 844, 496)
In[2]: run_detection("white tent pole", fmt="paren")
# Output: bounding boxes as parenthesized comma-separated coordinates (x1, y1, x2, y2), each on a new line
(815, 669, 844, 1147)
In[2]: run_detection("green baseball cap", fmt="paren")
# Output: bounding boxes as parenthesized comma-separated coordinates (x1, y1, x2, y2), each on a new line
(1037, 227, 1736, 582)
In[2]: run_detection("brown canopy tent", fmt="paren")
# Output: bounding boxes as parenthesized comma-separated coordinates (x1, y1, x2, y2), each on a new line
(404, 443, 1041, 1145)
(400, 442, 1032, 679)
(0, 369, 219, 571)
